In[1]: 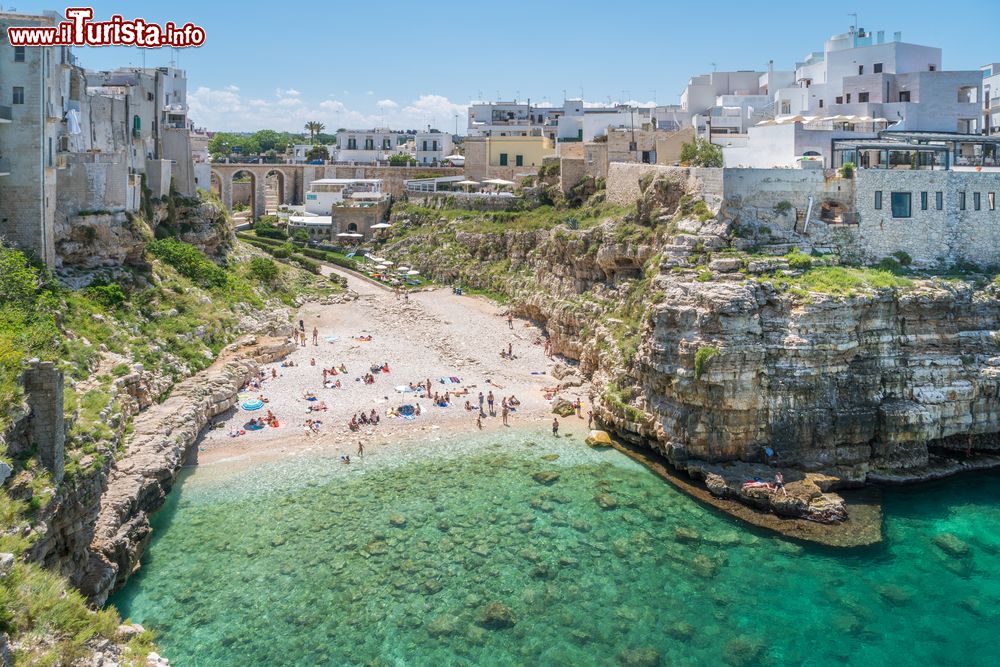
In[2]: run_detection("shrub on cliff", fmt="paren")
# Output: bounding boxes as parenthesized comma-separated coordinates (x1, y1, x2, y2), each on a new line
(694, 346, 720, 379)
(147, 238, 229, 289)
(679, 139, 723, 168)
(247, 257, 279, 284)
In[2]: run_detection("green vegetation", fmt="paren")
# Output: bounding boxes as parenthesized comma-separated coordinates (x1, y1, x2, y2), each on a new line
(247, 257, 279, 284)
(839, 162, 855, 178)
(694, 346, 720, 380)
(254, 219, 287, 240)
(774, 201, 792, 215)
(781, 266, 913, 297)
(389, 153, 417, 166)
(679, 138, 724, 168)
(785, 249, 813, 271)
(148, 238, 229, 289)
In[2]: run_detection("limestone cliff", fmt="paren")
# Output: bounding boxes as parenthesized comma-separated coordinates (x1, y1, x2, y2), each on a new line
(385, 192, 1000, 523)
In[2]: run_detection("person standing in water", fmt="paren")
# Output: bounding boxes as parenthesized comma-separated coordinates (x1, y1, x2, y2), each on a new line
(357, 440, 364, 457)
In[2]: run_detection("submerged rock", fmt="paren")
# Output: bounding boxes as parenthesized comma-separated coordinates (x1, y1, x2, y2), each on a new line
(389, 514, 408, 527)
(618, 646, 661, 667)
(595, 493, 618, 510)
(723, 636, 765, 666)
(540, 454, 560, 461)
(532, 471, 561, 485)
(932, 532, 969, 557)
(673, 526, 700, 543)
(478, 602, 516, 629)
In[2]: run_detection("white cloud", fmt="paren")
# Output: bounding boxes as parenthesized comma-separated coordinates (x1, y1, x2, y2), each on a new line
(188, 87, 469, 133)
(366, 90, 374, 95)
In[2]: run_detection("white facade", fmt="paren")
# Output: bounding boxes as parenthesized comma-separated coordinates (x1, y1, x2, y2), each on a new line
(289, 143, 337, 163)
(467, 101, 560, 138)
(303, 178, 383, 214)
(335, 129, 405, 163)
(982, 63, 1000, 135)
(414, 132, 454, 164)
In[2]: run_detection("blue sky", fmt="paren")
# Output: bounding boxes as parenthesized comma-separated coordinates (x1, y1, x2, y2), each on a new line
(11, 1, 997, 133)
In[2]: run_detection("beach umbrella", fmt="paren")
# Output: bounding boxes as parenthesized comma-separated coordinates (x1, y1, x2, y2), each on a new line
(483, 178, 515, 186)
(456, 179, 480, 186)
(370, 222, 391, 229)
(336, 232, 354, 237)
(397, 265, 411, 271)
(376, 264, 388, 269)
(407, 270, 420, 276)
(345, 232, 364, 238)
(382, 260, 394, 266)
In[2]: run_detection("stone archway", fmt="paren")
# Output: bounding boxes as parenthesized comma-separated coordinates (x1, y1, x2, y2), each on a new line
(231, 169, 260, 220)
(209, 171, 223, 201)
(264, 169, 286, 213)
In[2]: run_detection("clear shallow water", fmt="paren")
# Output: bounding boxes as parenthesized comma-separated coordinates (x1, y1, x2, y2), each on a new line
(111, 430, 1000, 666)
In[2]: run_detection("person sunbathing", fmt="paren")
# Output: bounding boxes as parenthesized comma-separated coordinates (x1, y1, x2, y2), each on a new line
(258, 394, 269, 403)
(335, 379, 342, 389)
(369, 409, 379, 424)
(304, 391, 317, 401)
(266, 410, 275, 422)
(382, 362, 391, 373)
(359, 412, 369, 425)
(465, 400, 473, 411)
(509, 395, 521, 406)
(339, 363, 348, 373)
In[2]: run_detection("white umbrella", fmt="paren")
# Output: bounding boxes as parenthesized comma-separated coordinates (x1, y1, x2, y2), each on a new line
(443, 155, 464, 161)
(382, 260, 394, 266)
(376, 264, 388, 269)
(456, 179, 480, 186)
(406, 270, 420, 276)
(370, 222, 391, 229)
(483, 178, 515, 186)
(397, 265, 411, 271)
(336, 232, 354, 237)
(345, 232, 364, 238)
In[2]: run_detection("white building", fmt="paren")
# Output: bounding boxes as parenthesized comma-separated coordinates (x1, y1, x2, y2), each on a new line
(414, 131, 453, 165)
(982, 63, 1000, 135)
(288, 143, 337, 164)
(555, 100, 654, 144)
(303, 178, 383, 215)
(335, 129, 406, 163)
(467, 101, 560, 139)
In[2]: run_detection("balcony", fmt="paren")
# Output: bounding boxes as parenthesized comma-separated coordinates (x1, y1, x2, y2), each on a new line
(0, 106, 11, 123)
(0, 157, 10, 175)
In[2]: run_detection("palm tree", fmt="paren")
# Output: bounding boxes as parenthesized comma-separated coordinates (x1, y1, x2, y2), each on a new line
(304, 121, 326, 141)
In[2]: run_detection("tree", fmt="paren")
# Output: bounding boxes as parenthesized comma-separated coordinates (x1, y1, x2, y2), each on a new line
(389, 153, 416, 166)
(305, 145, 330, 162)
(679, 138, 723, 168)
(208, 132, 261, 158)
(251, 129, 294, 154)
(305, 121, 326, 140)
(292, 229, 310, 242)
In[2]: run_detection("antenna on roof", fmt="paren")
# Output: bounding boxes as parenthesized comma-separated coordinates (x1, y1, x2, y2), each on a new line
(848, 13, 858, 32)
(710, 62, 717, 71)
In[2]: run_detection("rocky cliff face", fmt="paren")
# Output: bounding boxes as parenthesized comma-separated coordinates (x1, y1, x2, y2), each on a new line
(54, 194, 232, 270)
(386, 197, 1000, 521)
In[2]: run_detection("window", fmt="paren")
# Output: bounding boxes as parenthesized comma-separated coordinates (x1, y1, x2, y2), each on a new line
(347, 138, 357, 149)
(499, 153, 508, 166)
(874, 191, 882, 210)
(990, 192, 996, 211)
(14, 46, 25, 62)
(780, 100, 791, 114)
(835, 96, 843, 104)
(858, 92, 869, 103)
(890, 192, 912, 218)
(874, 63, 883, 74)
(432, 141, 438, 151)
(959, 192, 966, 210)
(819, 99, 824, 108)
(921, 191, 928, 210)
(899, 91, 911, 103)
(12, 86, 24, 105)
(48, 137, 52, 167)
(422, 141, 427, 151)
(515, 155, 523, 167)
(974, 192, 981, 210)
(929, 64, 936, 72)
(936, 191, 943, 210)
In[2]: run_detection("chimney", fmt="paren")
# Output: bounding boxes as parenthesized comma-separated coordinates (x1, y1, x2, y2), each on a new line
(877, 30, 884, 44)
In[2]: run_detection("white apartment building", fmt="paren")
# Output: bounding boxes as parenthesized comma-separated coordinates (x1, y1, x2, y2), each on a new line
(414, 131, 453, 165)
(555, 101, 654, 144)
(982, 63, 1000, 135)
(303, 178, 383, 215)
(335, 129, 406, 163)
(467, 101, 560, 139)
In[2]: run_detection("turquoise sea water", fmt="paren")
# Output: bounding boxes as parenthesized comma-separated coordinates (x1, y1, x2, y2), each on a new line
(111, 429, 1000, 666)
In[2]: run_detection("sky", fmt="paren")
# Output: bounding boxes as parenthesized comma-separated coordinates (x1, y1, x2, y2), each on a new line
(10, 1, 998, 134)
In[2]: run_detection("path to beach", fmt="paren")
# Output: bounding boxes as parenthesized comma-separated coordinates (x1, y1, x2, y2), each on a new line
(196, 266, 591, 466)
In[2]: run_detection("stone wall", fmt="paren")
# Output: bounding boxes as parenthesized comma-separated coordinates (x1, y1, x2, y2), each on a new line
(853, 169, 1000, 266)
(21, 361, 65, 484)
(560, 157, 588, 195)
(606, 164, 724, 210)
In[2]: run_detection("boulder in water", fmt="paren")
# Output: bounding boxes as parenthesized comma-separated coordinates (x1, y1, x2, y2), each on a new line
(932, 532, 969, 557)
(389, 514, 408, 527)
(532, 471, 560, 485)
(552, 399, 576, 417)
(673, 526, 700, 543)
(595, 493, 618, 510)
(586, 430, 613, 448)
(478, 602, 516, 629)
(618, 646, 661, 667)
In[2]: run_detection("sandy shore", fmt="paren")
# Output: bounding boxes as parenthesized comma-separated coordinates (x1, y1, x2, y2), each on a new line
(195, 266, 591, 467)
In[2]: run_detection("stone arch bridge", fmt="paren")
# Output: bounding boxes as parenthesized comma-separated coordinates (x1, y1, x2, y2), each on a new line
(209, 164, 462, 219)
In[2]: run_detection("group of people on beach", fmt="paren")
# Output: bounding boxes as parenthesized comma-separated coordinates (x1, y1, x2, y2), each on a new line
(348, 409, 381, 431)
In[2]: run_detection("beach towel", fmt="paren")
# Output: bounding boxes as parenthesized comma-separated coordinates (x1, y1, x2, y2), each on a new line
(246, 422, 264, 431)
(325, 336, 339, 343)
(398, 404, 415, 417)
(438, 376, 461, 385)
(395, 385, 415, 393)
